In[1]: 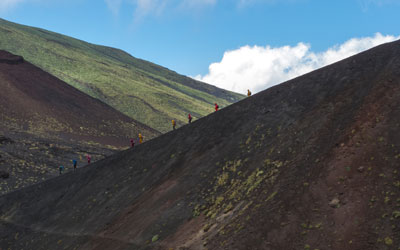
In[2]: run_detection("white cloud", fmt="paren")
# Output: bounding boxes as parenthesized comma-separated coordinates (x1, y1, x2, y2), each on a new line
(0, 0, 69, 13)
(105, 0, 217, 18)
(0, 0, 26, 12)
(237, 0, 302, 8)
(104, 0, 122, 16)
(179, 0, 217, 8)
(133, 0, 167, 21)
(194, 33, 400, 94)
(358, 0, 400, 11)
(238, 0, 275, 7)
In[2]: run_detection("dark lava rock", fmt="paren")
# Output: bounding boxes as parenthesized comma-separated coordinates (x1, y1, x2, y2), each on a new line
(0, 171, 9, 179)
(0, 136, 14, 144)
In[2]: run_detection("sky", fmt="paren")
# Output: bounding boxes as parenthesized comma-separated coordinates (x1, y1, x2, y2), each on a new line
(1, 0, 400, 94)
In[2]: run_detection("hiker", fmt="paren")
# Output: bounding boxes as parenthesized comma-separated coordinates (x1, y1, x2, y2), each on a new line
(247, 89, 252, 97)
(172, 119, 176, 130)
(87, 154, 91, 164)
(59, 165, 65, 175)
(214, 103, 219, 111)
(130, 138, 135, 148)
(73, 159, 77, 172)
(188, 113, 192, 124)
(139, 133, 143, 144)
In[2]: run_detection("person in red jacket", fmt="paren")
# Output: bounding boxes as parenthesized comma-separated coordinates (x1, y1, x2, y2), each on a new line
(87, 154, 91, 164)
(188, 113, 192, 124)
(214, 103, 219, 111)
(130, 139, 135, 148)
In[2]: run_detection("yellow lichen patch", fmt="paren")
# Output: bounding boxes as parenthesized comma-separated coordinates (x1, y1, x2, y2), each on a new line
(384, 237, 393, 245)
(217, 172, 229, 186)
(265, 191, 277, 202)
(245, 136, 252, 145)
(215, 196, 224, 206)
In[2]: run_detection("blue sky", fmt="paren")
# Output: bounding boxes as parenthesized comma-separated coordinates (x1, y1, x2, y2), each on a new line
(1, 0, 400, 93)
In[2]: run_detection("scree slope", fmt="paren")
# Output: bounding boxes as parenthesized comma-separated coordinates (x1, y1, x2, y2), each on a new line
(1, 40, 400, 250)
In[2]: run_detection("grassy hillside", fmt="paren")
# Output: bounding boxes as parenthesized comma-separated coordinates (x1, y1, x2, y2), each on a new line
(0, 18, 244, 133)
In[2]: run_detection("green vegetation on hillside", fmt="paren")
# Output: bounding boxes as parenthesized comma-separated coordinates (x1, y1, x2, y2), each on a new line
(0, 18, 244, 132)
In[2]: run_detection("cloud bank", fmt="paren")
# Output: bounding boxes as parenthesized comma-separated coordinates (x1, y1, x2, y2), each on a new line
(194, 33, 400, 94)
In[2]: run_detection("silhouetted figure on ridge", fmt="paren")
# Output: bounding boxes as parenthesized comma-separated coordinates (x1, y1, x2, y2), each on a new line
(247, 89, 252, 97)
(214, 103, 219, 111)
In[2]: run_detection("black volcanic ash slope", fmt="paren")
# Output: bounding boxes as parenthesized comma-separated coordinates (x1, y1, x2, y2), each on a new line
(0, 50, 158, 142)
(1, 41, 400, 250)
(0, 50, 159, 195)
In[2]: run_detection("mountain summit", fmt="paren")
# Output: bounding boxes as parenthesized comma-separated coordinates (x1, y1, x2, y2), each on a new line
(1, 40, 400, 249)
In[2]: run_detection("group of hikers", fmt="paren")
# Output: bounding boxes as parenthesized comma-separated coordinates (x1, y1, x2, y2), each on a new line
(59, 155, 90, 175)
(58, 90, 252, 174)
(129, 133, 143, 148)
(171, 102, 217, 131)
(134, 89, 252, 146)
(177, 89, 251, 128)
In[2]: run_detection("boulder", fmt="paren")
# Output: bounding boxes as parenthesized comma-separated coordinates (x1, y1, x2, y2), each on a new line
(329, 198, 340, 208)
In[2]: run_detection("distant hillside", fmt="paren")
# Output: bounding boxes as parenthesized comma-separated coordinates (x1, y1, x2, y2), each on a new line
(0, 50, 159, 194)
(0, 18, 244, 133)
(1, 40, 399, 249)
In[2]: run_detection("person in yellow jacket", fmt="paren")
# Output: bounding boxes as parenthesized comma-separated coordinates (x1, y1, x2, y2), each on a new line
(172, 119, 176, 130)
(138, 133, 143, 144)
(247, 89, 252, 97)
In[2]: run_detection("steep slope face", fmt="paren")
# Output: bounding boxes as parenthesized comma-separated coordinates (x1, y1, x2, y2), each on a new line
(1, 41, 400, 250)
(0, 50, 159, 194)
(0, 18, 244, 133)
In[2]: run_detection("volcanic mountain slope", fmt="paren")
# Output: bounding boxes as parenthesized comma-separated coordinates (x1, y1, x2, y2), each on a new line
(0, 18, 244, 133)
(0, 50, 159, 195)
(1, 40, 400, 250)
